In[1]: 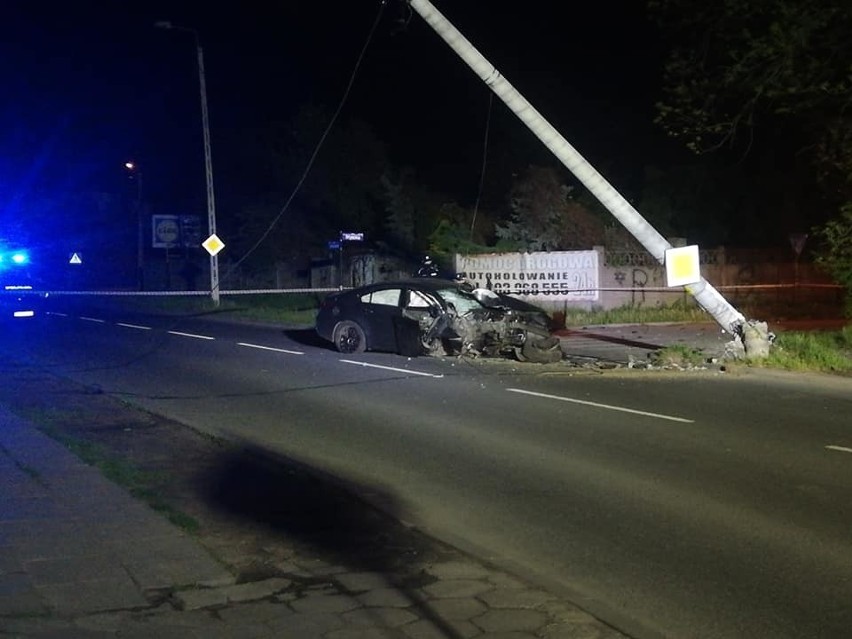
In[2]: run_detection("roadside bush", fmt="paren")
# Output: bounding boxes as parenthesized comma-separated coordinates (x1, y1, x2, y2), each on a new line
(813, 203, 852, 317)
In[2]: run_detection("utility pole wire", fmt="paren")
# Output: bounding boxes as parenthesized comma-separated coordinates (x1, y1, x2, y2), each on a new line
(470, 92, 493, 241)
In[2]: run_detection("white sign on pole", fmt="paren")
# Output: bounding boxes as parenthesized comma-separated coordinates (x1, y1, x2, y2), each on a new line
(456, 251, 599, 300)
(665, 245, 701, 287)
(789, 233, 808, 256)
(202, 234, 225, 257)
(152, 215, 181, 248)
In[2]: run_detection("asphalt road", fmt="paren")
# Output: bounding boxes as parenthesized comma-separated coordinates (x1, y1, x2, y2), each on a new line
(5, 305, 852, 639)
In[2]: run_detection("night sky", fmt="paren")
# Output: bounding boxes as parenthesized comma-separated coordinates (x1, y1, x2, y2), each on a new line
(2, 1, 661, 234)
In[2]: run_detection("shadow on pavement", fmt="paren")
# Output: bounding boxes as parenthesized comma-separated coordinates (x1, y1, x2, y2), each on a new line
(203, 441, 465, 637)
(559, 328, 665, 350)
(205, 443, 415, 569)
(283, 327, 334, 350)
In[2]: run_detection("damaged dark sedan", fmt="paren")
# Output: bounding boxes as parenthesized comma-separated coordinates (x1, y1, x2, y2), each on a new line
(315, 279, 562, 363)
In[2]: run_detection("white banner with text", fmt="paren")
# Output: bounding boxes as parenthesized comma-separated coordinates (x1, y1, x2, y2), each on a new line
(456, 251, 599, 301)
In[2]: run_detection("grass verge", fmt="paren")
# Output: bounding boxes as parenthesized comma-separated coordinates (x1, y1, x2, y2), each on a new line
(101, 293, 320, 326)
(563, 303, 710, 326)
(650, 344, 711, 368)
(749, 326, 852, 374)
(33, 417, 201, 534)
(562, 304, 851, 375)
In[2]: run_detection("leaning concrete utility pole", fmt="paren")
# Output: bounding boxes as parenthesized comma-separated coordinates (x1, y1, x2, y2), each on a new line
(406, 0, 771, 354)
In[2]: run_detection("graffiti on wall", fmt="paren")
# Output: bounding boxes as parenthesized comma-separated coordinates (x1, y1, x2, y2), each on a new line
(613, 266, 666, 304)
(456, 251, 599, 301)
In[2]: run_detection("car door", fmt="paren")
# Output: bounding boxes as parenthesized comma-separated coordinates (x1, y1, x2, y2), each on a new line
(358, 287, 403, 352)
(402, 287, 442, 326)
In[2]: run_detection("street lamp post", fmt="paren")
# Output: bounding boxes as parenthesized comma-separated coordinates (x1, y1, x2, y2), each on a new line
(155, 21, 220, 305)
(124, 161, 144, 290)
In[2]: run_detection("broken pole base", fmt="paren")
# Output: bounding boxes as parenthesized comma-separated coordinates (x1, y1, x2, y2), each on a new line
(740, 320, 773, 359)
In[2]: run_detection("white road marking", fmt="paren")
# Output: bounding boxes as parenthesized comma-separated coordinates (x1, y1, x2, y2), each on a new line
(167, 330, 215, 340)
(80, 317, 106, 323)
(506, 388, 694, 423)
(45, 311, 68, 317)
(340, 359, 444, 378)
(238, 342, 304, 355)
(826, 445, 852, 454)
(116, 322, 152, 331)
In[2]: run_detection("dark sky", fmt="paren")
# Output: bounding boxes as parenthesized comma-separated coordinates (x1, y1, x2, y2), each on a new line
(2, 1, 662, 220)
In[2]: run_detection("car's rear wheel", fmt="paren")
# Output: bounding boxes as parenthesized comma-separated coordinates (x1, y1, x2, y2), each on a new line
(333, 320, 367, 354)
(519, 335, 562, 363)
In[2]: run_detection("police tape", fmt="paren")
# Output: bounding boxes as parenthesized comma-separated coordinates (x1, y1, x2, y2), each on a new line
(0, 283, 842, 296)
(0, 288, 342, 296)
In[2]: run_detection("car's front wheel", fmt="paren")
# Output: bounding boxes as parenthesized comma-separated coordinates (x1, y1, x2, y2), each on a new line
(517, 335, 562, 363)
(421, 336, 448, 357)
(333, 320, 367, 354)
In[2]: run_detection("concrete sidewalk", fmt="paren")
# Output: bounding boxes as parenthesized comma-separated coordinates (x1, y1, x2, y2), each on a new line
(0, 405, 628, 638)
(556, 322, 734, 366)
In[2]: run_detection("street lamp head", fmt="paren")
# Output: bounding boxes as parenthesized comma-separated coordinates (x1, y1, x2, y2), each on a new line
(155, 21, 200, 43)
(124, 161, 136, 170)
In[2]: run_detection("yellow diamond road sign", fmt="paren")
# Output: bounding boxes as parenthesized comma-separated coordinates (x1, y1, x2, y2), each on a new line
(665, 245, 701, 287)
(202, 234, 225, 257)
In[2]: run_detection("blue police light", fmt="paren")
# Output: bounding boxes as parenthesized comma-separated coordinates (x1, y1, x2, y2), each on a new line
(0, 248, 30, 269)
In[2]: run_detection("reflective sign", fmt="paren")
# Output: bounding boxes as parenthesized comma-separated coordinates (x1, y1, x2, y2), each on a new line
(789, 233, 808, 256)
(665, 245, 701, 287)
(152, 215, 181, 248)
(202, 234, 225, 256)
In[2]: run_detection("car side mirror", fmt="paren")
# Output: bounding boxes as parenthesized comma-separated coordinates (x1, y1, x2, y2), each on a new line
(429, 305, 441, 318)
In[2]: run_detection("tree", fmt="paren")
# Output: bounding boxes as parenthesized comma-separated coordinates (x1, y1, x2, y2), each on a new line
(813, 204, 852, 316)
(380, 169, 443, 256)
(495, 165, 605, 251)
(226, 105, 391, 265)
(380, 169, 496, 271)
(637, 160, 764, 246)
(290, 108, 389, 234)
(650, 0, 852, 209)
(427, 202, 494, 263)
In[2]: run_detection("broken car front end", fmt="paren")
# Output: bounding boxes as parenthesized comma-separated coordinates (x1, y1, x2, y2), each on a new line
(425, 287, 561, 362)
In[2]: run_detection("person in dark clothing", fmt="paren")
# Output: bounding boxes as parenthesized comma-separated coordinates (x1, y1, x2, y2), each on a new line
(417, 254, 440, 277)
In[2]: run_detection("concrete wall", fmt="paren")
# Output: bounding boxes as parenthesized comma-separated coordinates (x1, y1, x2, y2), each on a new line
(455, 247, 839, 315)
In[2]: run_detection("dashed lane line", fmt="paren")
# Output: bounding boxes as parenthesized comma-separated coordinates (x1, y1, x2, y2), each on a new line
(167, 330, 215, 340)
(238, 342, 304, 355)
(116, 322, 152, 331)
(826, 445, 852, 454)
(339, 359, 444, 378)
(506, 388, 695, 423)
(51, 315, 302, 351)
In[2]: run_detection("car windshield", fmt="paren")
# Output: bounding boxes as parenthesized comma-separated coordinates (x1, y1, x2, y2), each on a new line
(436, 287, 484, 314)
